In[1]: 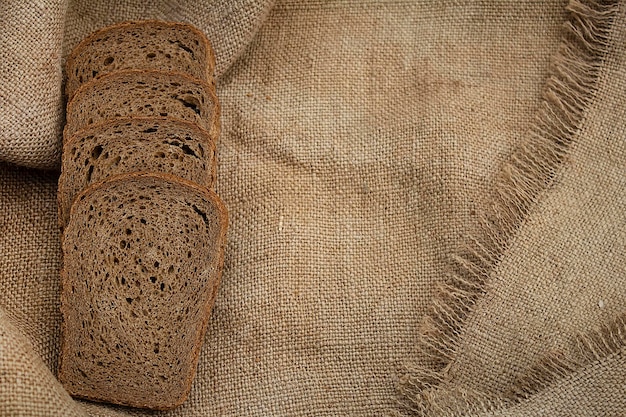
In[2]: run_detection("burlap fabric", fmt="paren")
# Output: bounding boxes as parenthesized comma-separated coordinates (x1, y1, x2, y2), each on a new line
(1, 0, 625, 416)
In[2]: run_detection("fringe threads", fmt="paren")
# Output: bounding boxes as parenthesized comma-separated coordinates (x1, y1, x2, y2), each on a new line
(510, 313, 626, 400)
(398, 0, 620, 415)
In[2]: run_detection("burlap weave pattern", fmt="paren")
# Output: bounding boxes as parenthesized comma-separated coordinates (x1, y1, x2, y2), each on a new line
(1, 0, 625, 416)
(0, 0, 66, 169)
(398, 1, 626, 415)
(405, 2, 626, 413)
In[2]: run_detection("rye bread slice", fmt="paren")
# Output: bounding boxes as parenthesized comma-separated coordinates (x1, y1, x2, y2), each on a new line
(65, 20, 215, 100)
(58, 172, 228, 409)
(64, 70, 220, 139)
(58, 117, 217, 229)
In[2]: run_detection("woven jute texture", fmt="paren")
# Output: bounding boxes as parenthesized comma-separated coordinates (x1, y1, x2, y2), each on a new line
(1, 0, 625, 416)
(399, 0, 626, 415)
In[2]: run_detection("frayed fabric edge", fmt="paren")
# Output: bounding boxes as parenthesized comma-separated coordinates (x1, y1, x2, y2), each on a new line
(397, 0, 620, 415)
(396, 313, 626, 417)
(508, 312, 626, 401)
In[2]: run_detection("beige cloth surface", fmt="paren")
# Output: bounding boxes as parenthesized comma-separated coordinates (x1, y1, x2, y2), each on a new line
(427, 3, 626, 399)
(1, 0, 625, 416)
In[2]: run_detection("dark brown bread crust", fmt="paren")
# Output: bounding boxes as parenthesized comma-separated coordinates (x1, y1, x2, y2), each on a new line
(65, 20, 216, 100)
(64, 70, 221, 140)
(58, 172, 228, 410)
(58, 117, 218, 229)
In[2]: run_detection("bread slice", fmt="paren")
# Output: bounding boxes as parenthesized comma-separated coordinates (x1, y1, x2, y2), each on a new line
(58, 117, 217, 229)
(58, 172, 228, 409)
(65, 20, 215, 100)
(64, 70, 220, 139)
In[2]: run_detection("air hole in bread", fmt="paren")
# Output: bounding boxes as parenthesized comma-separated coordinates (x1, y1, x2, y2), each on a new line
(191, 204, 210, 229)
(86, 165, 94, 182)
(169, 40, 194, 57)
(91, 145, 103, 159)
(181, 144, 197, 157)
(176, 95, 201, 114)
(103, 57, 114, 65)
(146, 53, 156, 59)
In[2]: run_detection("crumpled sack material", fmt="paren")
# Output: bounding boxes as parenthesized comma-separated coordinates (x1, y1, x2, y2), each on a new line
(0, 0, 624, 415)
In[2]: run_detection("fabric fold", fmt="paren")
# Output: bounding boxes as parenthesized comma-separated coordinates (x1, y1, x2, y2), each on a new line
(0, 0, 68, 169)
(1, 0, 624, 415)
(0, 307, 87, 417)
(399, 0, 626, 415)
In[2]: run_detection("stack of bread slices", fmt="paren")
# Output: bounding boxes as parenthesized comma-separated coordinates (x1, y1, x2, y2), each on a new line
(57, 21, 228, 410)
